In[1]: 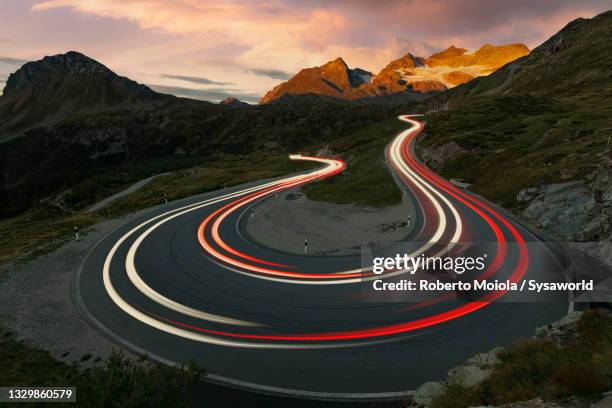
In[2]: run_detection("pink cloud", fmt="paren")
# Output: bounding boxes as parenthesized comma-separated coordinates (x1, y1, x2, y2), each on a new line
(8, 0, 609, 100)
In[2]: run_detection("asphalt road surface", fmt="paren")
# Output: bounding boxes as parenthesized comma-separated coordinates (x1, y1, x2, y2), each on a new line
(76, 116, 570, 399)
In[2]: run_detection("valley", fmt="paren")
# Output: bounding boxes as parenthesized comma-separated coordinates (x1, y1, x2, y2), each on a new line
(0, 5, 611, 408)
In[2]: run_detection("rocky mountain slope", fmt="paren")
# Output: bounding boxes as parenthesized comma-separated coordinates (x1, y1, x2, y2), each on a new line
(437, 12, 612, 104)
(0, 51, 171, 141)
(260, 43, 528, 103)
(259, 58, 378, 104)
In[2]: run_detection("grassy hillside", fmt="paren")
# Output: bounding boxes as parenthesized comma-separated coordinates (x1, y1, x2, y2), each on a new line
(0, 96, 411, 217)
(418, 11, 612, 207)
(432, 310, 612, 408)
(420, 94, 610, 207)
(0, 152, 316, 264)
(302, 117, 406, 207)
(1, 331, 200, 407)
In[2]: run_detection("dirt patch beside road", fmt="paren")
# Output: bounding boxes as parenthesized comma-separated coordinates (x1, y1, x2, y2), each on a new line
(246, 189, 415, 255)
(0, 206, 165, 366)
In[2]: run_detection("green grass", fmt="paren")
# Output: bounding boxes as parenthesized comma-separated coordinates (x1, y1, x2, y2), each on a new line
(0, 153, 315, 265)
(0, 331, 201, 407)
(0, 208, 103, 264)
(302, 117, 405, 207)
(421, 95, 611, 207)
(431, 310, 612, 408)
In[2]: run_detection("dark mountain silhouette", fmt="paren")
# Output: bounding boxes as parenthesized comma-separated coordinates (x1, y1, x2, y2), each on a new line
(0, 51, 171, 140)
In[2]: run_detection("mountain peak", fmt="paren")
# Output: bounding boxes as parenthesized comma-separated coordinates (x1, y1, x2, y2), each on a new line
(4, 51, 99, 96)
(429, 45, 468, 60)
(260, 41, 530, 103)
(219, 97, 249, 108)
(321, 57, 349, 71)
(1, 51, 165, 134)
(259, 57, 373, 104)
(3, 51, 155, 98)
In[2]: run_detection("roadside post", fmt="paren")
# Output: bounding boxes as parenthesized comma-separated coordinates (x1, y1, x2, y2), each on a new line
(304, 239, 308, 254)
(74, 226, 79, 241)
(164, 194, 168, 205)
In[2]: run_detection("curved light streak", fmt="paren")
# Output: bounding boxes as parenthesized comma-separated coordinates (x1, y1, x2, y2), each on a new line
(99, 115, 529, 349)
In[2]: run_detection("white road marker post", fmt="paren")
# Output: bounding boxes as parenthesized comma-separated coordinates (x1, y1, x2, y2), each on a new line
(304, 239, 308, 254)
(74, 226, 80, 241)
(164, 194, 168, 205)
(250, 207, 255, 218)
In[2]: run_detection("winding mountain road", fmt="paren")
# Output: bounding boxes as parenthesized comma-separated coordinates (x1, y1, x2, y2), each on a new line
(76, 116, 569, 398)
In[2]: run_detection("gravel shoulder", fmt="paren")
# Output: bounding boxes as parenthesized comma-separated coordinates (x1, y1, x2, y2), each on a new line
(246, 189, 415, 255)
(0, 205, 168, 366)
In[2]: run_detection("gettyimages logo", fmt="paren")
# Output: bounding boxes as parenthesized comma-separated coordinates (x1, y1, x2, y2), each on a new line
(372, 253, 487, 275)
(360, 241, 612, 303)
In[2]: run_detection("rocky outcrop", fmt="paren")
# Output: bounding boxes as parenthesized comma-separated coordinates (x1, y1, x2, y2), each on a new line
(519, 166, 612, 242)
(490, 396, 604, 407)
(446, 348, 502, 388)
(533, 311, 583, 346)
(409, 312, 612, 408)
(418, 141, 466, 171)
(408, 80, 447, 94)
(413, 381, 446, 407)
(443, 70, 474, 86)
(521, 181, 599, 241)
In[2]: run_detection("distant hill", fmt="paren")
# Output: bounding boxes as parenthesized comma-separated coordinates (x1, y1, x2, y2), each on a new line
(0, 51, 171, 140)
(219, 97, 250, 108)
(260, 43, 529, 104)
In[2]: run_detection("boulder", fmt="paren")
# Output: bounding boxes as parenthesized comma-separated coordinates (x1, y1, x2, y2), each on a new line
(465, 347, 503, 368)
(523, 181, 599, 240)
(534, 311, 582, 345)
(447, 365, 491, 388)
(413, 381, 446, 407)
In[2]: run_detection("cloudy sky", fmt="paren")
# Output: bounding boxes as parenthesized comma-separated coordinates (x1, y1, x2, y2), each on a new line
(0, 0, 610, 103)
